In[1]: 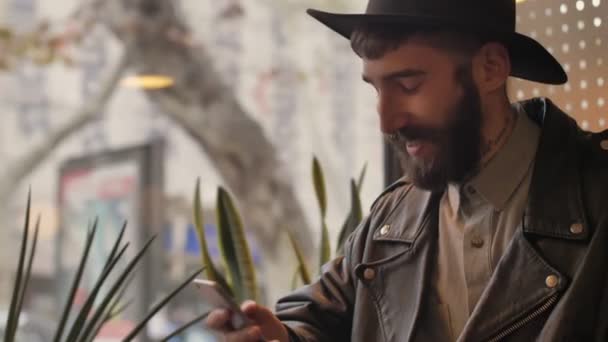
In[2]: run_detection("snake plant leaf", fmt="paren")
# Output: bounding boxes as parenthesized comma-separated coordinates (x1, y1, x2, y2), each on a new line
(0, 26, 12, 40)
(312, 156, 328, 219)
(356, 162, 368, 191)
(291, 266, 301, 291)
(160, 312, 210, 342)
(335, 162, 367, 255)
(67, 236, 156, 342)
(286, 230, 312, 286)
(336, 179, 364, 255)
(53, 220, 99, 342)
(193, 179, 232, 296)
(5, 192, 32, 342)
(122, 267, 204, 341)
(217, 187, 257, 303)
(313, 157, 331, 272)
(319, 220, 331, 273)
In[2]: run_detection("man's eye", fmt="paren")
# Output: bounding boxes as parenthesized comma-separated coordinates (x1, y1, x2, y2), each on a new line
(397, 79, 422, 92)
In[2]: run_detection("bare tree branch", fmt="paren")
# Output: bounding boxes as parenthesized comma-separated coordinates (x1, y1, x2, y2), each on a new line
(95, 0, 314, 254)
(0, 47, 132, 201)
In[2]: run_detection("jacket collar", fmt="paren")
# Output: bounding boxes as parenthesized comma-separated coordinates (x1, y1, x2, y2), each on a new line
(464, 103, 540, 211)
(458, 97, 587, 341)
(382, 97, 590, 243)
(520, 97, 590, 241)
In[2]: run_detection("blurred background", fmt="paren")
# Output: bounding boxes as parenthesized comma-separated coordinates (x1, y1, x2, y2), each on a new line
(0, 0, 605, 340)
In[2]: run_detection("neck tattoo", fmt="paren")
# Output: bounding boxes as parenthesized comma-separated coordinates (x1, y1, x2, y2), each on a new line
(480, 112, 515, 166)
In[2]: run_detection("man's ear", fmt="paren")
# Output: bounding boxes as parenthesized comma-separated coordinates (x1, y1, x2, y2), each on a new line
(471, 42, 511, 94)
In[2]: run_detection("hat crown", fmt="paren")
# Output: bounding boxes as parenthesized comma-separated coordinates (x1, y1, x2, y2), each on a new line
(365, 0, 516, 31)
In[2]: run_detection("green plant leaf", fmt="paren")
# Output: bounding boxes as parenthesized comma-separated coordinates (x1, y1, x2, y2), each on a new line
(193, 179, 232, 296)
(312, 156, 327, 219)
(336, 179, 364, 255)
(319, 220, 331, 272)
(102, 221, 127, 273)
(0, 26, 13, 40)
(105, 271, 138, 323)
(67, 236, 156, 342)
(5, 191, 32, 342)
(217, 187, 257, 303)
(53, 220, 99, 342)
(101, 272, 137, 328)
(66, 240, 131, 342)
(84, 273, 137, 342)
(122, 268, 204, 341)
(356, 163, 368, 191)
(160, 312, 210, 342)
(312, 157, 331, 272)
(286, 230, 311, 285)
(105, 298, 133, 322)
(290, 266, 301, 291)
(14, 214, 40, 331)
(85, 297, 134, 342)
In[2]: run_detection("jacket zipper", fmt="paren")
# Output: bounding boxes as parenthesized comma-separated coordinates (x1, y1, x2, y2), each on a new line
(487, 294, 559, 342)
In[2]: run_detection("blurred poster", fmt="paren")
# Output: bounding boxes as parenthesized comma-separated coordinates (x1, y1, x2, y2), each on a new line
(59, 160, 139, 279)
(56, 141, 164, 341)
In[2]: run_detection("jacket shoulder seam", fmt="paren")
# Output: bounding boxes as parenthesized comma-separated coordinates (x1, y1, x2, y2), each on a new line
(370, 177, 411, 210)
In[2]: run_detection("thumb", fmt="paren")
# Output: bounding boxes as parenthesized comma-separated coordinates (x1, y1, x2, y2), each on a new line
(240, 300, 288, 342)
(241, 300, 275, 323)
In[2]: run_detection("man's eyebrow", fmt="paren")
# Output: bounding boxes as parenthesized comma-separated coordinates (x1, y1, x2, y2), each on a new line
(362, 69, 427, 84)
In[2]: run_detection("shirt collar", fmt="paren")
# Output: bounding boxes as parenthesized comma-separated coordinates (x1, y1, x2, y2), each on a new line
(464, 103, 541, 211)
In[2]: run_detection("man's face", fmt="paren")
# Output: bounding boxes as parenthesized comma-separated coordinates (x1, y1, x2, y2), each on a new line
(362, 37, 482, 191)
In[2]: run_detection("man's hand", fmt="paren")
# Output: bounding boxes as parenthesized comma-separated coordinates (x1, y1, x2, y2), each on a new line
(205, 300, 290, 342)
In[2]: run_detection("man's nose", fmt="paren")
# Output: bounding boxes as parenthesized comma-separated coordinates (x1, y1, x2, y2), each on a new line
(377, 92, 409, 134)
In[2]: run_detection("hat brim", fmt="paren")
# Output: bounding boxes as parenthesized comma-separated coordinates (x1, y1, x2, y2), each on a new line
(307, 9, 567, 85)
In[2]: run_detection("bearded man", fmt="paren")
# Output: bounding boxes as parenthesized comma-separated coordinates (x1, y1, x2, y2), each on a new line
(206, 0, 608, 341)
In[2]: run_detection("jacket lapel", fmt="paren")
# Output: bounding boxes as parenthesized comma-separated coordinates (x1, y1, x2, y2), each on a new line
(521, 98, 590, 242)
(459, 98, 590, 341)
(355, 187, 441, 342)
(457, 229, 568, 341)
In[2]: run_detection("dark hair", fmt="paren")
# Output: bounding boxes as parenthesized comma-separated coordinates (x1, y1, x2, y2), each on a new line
(350, 24, 489, 60)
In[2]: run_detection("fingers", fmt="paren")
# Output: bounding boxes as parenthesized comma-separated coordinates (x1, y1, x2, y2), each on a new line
(241, 300, 275, 324)
(220, 325, 263, 342)
(206, 309, 231, 331)
(241, 301, 289, 342)
(206, 302, 288, 342)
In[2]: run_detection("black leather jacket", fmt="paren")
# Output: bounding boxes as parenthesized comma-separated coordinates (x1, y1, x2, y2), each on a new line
(276, 98, 608, 341)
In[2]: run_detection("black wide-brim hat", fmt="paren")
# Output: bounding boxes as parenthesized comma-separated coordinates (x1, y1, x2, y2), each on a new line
(307, 0, 567, 85)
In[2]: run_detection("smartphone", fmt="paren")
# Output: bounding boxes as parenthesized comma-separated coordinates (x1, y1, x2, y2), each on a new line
(193, 278, 252, 330)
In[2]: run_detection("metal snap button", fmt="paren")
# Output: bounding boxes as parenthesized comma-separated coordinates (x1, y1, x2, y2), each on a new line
(570, 223, 584, 235)
(545, 275, 559, 288)
(601, 139, 608, 151)
(471, 237, 485, 248)
(363, 268, 376, 281)
(380, 225, 390, 236)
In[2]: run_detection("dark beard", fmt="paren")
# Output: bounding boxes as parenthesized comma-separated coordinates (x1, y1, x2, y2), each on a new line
(386, 67, 482, 192)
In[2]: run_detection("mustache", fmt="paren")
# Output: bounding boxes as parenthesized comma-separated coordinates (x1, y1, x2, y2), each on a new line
(384, 126, 444, 143)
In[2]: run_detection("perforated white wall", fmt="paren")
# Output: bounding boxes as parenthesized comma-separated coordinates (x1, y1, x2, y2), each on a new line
(514, 0, 607, 131)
